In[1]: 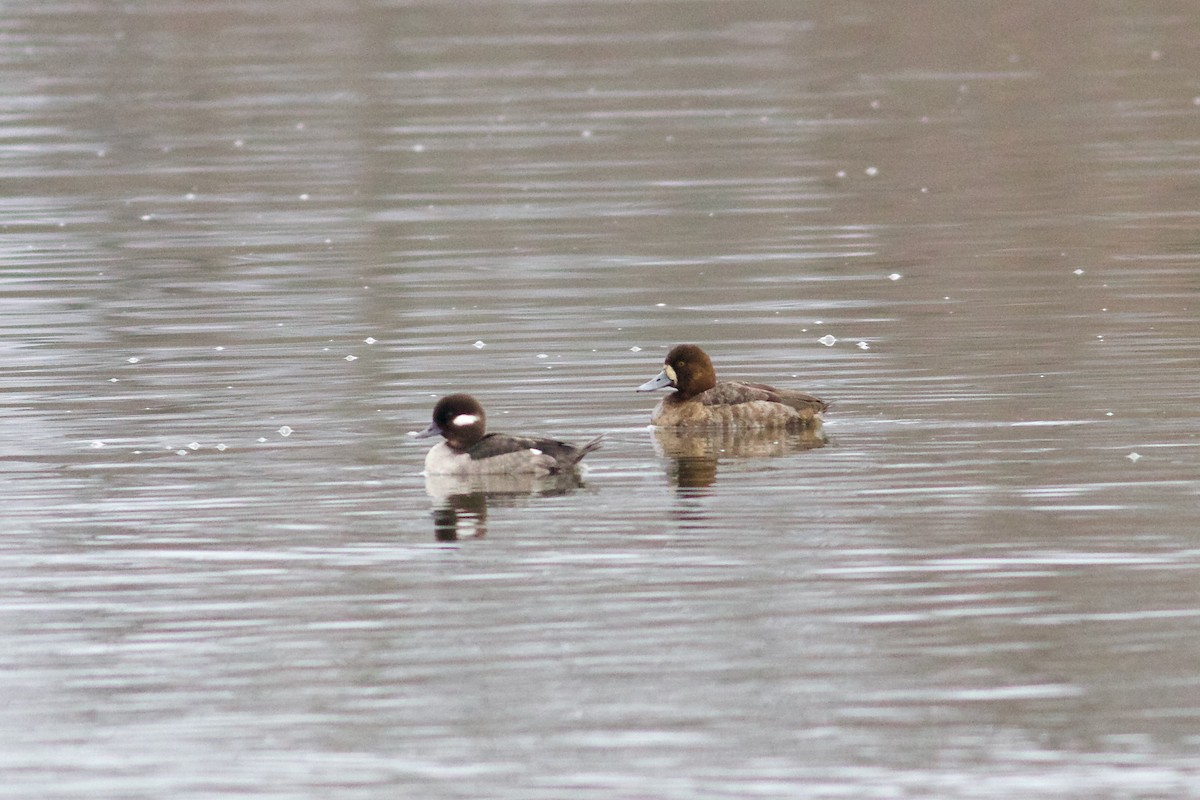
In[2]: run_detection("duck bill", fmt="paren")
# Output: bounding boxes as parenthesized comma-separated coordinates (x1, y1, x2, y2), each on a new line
(637, 370, 674, 392)
(409, 422, 443, 439)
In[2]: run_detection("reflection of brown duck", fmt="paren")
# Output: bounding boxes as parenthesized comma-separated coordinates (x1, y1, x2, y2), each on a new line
(637, 344, 828, 429)
(652, 426, 828, 459)
(652, 426, 827, 490)
(424, 472, 585, 541)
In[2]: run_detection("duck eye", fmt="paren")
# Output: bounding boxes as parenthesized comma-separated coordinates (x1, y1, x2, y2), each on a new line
(664, 364, 677, 382)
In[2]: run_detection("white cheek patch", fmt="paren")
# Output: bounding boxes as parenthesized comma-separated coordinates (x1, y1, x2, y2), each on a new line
(664, 364, 677, 382)
(451, 413, 479, 427)
(529, 448, 543, 455)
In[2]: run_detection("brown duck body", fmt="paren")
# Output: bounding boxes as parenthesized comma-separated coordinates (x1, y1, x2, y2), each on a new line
(652, 380, 827, 428)
(638, 344, 827, 429)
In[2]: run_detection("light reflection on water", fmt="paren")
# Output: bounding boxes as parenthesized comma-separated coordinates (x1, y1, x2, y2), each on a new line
(2, 0, 1200, 797)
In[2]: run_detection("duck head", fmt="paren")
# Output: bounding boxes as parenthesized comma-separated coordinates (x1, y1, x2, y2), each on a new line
(412, 393, 487, 451)
(636, 344, 718, 400)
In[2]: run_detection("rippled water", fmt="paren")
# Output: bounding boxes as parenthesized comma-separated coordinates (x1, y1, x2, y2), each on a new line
(3, 1, 1200, 797)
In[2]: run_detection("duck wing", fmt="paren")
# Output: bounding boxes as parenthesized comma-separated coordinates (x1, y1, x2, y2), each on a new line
(464, 433, 536, 459)
(469, 432, 602, 468)
(719, 381, 829, 413)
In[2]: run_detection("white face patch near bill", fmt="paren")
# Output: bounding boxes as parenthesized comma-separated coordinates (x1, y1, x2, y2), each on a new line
(664, 364, 677, 383)
(451, 413, 479, 427)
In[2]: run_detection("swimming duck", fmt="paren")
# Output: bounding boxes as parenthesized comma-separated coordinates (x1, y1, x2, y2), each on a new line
(412, 393, 602, 476)
(637, 344, 828, 428)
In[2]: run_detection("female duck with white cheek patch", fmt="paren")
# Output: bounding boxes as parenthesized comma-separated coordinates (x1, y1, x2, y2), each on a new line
(637, 344, 828, 428)
(411, 393, 603, 476)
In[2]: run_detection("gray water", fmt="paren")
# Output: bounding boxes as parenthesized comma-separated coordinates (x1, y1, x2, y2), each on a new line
(2, 1, 1199, 797)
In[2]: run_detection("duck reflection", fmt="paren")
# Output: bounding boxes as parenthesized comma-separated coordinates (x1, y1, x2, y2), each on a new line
(652, 426, 828, 491)
(424, 472, 586, 541)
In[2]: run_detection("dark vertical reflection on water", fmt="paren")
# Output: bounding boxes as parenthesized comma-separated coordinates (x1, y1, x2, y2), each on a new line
(1, 1, 1200, 798)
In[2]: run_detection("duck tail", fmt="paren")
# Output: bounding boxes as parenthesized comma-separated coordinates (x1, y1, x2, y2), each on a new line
(574, 434, 605, 464)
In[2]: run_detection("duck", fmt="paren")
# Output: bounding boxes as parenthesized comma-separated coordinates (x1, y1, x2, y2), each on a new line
(411, 393, 602, 476)
(636, 344, 828, 428)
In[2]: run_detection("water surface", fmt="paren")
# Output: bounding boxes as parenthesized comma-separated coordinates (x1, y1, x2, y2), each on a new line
(2, 1, 1200, 797)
